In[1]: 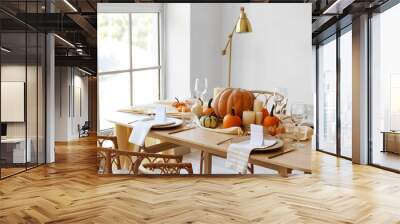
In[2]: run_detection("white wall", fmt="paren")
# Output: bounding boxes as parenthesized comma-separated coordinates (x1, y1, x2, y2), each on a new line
(55, 67, 69, 141)
(165, 3, 313, 105)
(220, 4, 312, 104)
(55, 67, 89, 141)
(190, 4, 223, 98)
(165, 4, 192, 99)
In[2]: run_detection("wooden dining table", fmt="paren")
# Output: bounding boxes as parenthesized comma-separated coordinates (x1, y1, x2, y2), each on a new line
(107, 111, 312, 177)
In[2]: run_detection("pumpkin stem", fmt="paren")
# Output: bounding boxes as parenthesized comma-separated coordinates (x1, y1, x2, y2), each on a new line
(175, 97, 180, 103)
(231, 108, 235, 116)
(208, 98, 213, 108)
(270, 104, 275, 116)
(198, 98, 203, 106)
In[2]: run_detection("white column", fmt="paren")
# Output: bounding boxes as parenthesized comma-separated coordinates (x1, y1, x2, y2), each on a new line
(46, 33, 55, 163)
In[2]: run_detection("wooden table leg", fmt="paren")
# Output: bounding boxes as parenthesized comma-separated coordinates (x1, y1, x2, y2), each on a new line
(278, 167, 292, 177)
(114, 124, 136, 169)
(104, 150, 112, 175)
(199, 151, 204, 175)
(203, 152, 212, 174)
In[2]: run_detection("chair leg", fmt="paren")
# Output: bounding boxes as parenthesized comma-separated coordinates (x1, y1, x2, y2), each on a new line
(248, 163, 254, 174)
(116, 155, 122, 170)
(199, 151, 204, 175)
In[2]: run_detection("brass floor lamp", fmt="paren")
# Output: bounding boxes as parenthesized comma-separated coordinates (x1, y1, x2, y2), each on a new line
(222, 7, 252, 88)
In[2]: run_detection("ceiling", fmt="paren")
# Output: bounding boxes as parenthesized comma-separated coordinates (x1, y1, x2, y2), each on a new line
(0, 0, 393, 74)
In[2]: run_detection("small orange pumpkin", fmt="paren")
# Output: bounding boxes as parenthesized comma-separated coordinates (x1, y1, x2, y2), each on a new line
(223, 109, 242, 128)
(202, 98, 214, 116)
(263, 105, 280, 128)
(177, 105, 190, 112)
(172, 97, 186, 108)
(266, 123, 285, 137)
(261, 107, 269, 120)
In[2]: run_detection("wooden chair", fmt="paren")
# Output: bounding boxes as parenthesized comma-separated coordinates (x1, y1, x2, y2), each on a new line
(97, 135, 122, 170)
(97, 136, 193, 175)
(251, 90, 288, 115)
(78, 121, 90, 138)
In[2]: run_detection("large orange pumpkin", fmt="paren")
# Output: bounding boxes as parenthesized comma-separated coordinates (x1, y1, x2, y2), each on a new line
(212, 88, 255, 118)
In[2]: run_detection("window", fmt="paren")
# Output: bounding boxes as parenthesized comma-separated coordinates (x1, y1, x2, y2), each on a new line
(339, 29, 352, 158)
(390, 74, 400, 130)
(98, 10, 162, 130)
(370, 3, 400, 171)
(317, 36, 337, 155)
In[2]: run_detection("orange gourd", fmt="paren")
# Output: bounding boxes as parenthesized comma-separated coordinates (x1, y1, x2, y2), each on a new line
(202, 98, 214, 116)
(263, 105, 280, 128)
(266, 122, 285, 137)
(223, 109, 242, 128)
(212, 88, 255, 118)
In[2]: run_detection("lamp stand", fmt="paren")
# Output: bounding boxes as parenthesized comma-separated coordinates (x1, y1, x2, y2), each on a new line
(227, 34, 233, 88)
(223, 32, 234, 88)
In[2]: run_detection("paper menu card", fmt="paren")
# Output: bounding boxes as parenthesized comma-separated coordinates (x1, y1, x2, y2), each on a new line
(155, 105, 167, 123)
(250, 124, 264, 146)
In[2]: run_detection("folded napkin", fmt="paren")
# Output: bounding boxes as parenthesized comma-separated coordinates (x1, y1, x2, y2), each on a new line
(282, 124, 313, 141)
(128, 121, 153, 146)
(225, 139, 276, 174)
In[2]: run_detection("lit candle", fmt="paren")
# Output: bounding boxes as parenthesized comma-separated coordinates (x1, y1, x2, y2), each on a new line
(255, 112, 264, 125)
(213, 87, 225, 98)
(242, 111, 256, 126)
(253, 99, 263, 112)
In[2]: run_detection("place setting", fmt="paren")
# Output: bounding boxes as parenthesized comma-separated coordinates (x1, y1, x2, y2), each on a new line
(225, 124, 292, 174)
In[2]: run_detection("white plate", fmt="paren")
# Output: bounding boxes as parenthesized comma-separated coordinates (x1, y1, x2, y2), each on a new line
(253, 139, 284, 151)
(230, 137, 284, 152)
(151, 118, 183, 129)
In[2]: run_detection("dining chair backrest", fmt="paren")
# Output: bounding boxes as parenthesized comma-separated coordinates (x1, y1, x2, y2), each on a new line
(251, 90, 288, 115)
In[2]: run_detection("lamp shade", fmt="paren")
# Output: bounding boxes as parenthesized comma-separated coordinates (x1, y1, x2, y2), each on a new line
(235, 7, 252, 33)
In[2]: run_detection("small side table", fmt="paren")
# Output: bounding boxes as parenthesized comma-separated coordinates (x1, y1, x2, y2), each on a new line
(381, 131, 400, 154)
(0, 138, 32, 165)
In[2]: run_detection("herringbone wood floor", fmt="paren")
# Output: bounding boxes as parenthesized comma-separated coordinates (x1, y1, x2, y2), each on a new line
(1, 137, 400, 224)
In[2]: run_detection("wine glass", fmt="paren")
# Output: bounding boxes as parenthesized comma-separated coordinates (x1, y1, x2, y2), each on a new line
(200, 78, 208, 102)
(194, 78, 200, 99)
(291, 103, 307, 147)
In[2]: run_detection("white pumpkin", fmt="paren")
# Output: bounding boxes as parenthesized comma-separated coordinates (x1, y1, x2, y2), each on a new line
(191, 99, 203, 117)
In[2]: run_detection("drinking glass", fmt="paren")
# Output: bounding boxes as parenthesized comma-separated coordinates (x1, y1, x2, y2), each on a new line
(194, 78, 200, 99)
(291, 103, 307, 147)
(200, 78, 208, 102)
